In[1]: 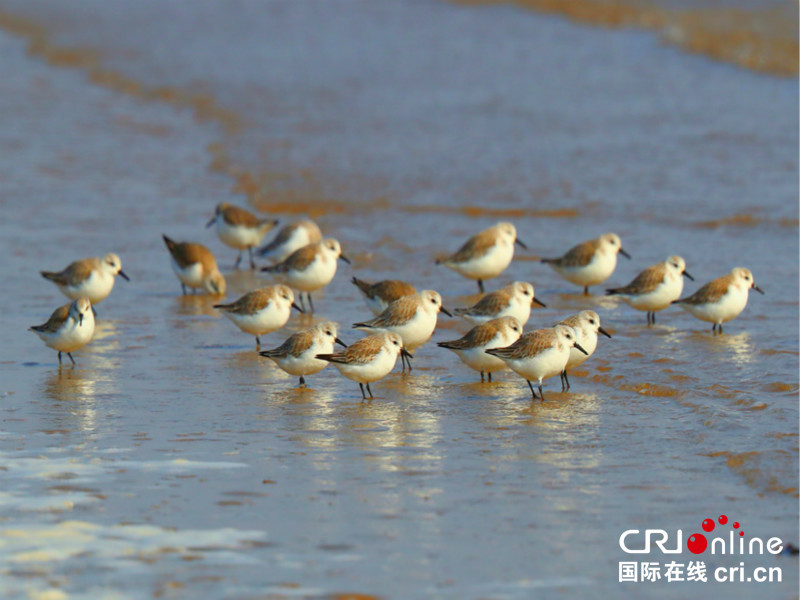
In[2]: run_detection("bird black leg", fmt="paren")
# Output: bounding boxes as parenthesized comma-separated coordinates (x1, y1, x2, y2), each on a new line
(480, 370, 485, 383)
(583, 286, 590, 295)
(299, 375, 306, 387)
(477, 279, 485, 293)
(712, 323, 718, 334)
(652, 312, 656, 324)
(487, 371, 492, 382)
(306, 293, 314, 314)
(298, 293, 306, 312)
(248, 247, 256, 269)
(560, 371, 566, 392)
(181, 283, 187, 295)
(255, 336, 261, 349)
(527, 380, 537, 400)
(719, 324, 723, 334)
(57, 351, 63, 365)
(67, 352, 76, 366)
(563, 370, 570, 391)
(366, 383, 374, 399)
(359, 382, 367, 399)
(538, 383, 545, 402)
(234, 252, 242, 269)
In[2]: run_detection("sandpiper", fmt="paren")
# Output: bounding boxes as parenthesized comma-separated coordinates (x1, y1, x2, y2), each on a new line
(436, 222, 528, 292)
(206, 202, 279, 269)
(486, 325, 587, 401)
(353, 290, 452, 372)
(256, 219, 322, 264)
(351, 277, 417, 316)
(30, 298, 96, 366)
(437, 316, 523, 382)
(214, 285, 303, 348)
(260, 238, 350, 313)
(453, 281, 544, 326)
(316, 332, 410, 399)
(259, 321, 346, 387)
(541, 233, 630, 294)
(606, 255, 693, 324)
(41, 253, 129, 306)
(673, 267, 763, 333)
(556, 310, 611, 391)
(163, 235, 226, 296)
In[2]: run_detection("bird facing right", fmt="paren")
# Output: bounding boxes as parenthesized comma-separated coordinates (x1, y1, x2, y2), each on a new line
(606, 255, 693, 324)
(41, 253, 129, 306)
(672, 267, 763, 333)
(316, 332, 410, 400)
(353, 290, 452, 372)
(556, 310, 611, 391)
(436, 222, 528, 292)
(541, 233, 630, 295)
(453, 281, 545, 326)
(486, 325, 587, 401)
(30, 298, 96, 366)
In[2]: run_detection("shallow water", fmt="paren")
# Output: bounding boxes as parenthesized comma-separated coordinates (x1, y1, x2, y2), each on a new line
(0, 1, 797, 598)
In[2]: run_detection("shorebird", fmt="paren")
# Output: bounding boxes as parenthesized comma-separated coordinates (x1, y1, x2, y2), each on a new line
(206, 202, 278, 269)
(437, 316, 523, 382)
(29, 298, 95, 366)
(260, 238, 350, 313)
(436, 222, 528, 292)
(162, 235, 226, 296)
(541, 233, 630, 294)
(673, 267, 763, 333)
(316, 332, 410, 399)
(606, 255, 693, 324)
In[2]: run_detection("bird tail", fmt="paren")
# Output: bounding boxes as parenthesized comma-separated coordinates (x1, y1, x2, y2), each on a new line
(314, 353, 348, 364)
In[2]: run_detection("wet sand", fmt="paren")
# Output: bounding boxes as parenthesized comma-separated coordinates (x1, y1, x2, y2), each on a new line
(0, 1, 797, 598)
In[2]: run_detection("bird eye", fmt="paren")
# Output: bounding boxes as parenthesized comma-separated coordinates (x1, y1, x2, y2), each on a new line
(524, 290, 530, 295)
(430, 298, 436, 304)
(589, 320, 595, 324)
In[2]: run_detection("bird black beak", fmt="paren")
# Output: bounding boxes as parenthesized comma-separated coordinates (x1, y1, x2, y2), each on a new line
(339, 253, 352, 265)
(291, 302, 304, 313)
(78, 313, 84, 326)
(205, 215, 217, 228)
(335, 337, 348, 348)
(753, 284, 765, 294)
(574, 342, 589, 355)
(598, 326, 612, 338)
(118, 270, 130, 281)
(682, 270, 694, 281)
(401, 347, 414, 360)
(619, 248, 631, 259)
(532, 297, 546, 308)
(440, 306, 453, 317)
(515, 238, 528, 250)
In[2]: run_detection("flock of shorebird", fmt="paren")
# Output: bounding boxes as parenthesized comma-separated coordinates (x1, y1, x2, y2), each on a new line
(30, 203, 764, 400)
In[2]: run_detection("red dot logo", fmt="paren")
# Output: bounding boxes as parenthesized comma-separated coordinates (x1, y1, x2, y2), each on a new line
(739, 531, 745, 537)
(733, 522, 740, 529)
(687, 533, 708, 554)
(719, 515, 728, 525)
(702, 519, 715, 532)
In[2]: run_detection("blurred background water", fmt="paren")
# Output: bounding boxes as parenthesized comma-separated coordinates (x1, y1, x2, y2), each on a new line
(0, 0, 797, 598)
